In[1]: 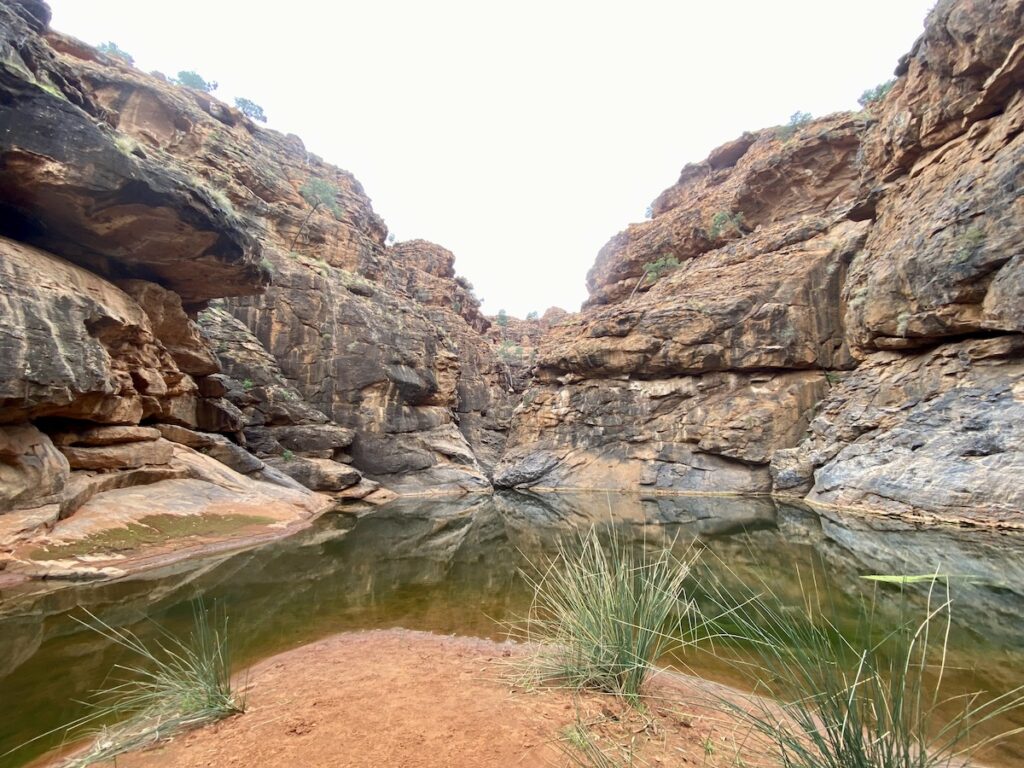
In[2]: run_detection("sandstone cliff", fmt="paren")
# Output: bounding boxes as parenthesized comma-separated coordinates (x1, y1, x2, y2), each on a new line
(1, 0, 1021, 571)
(0, 0, 516, 576)
(495, 0, 1024, 526)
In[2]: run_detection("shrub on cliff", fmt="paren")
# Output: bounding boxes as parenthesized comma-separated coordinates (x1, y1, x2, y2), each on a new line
(97, 41, 133, 65)
(858, 78, 896, 108)
(175, 71, 217, 92)
(708, 211, 744, 240)
(775, 111, 813, 140)
(291, 178, 342, 249)
(234, 97, 267, 123)
(642, 254, 679, 282)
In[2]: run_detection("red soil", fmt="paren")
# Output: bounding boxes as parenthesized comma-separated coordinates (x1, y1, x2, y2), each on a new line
(102, 629, 774, 768)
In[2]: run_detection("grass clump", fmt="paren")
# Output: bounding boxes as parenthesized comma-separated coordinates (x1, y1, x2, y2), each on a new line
(560, 721, 634, 767)
(702, 573, 1024, 768)
(511, 527, 698, 705)
(24, 602, 243, 767)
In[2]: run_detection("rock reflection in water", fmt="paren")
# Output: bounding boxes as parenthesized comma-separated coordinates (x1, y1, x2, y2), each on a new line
(1, 492, 1022, 767)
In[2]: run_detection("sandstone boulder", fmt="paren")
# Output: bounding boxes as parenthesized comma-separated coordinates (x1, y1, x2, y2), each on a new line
(0, 423, 69, 512)
(265, 456, 362, 493)
(59, 438, 175, 470)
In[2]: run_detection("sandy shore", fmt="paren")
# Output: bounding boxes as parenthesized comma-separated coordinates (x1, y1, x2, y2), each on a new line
(67, 628, 773, 768)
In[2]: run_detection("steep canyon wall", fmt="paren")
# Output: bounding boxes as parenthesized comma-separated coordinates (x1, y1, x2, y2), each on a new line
(495, 0, 1024, 525)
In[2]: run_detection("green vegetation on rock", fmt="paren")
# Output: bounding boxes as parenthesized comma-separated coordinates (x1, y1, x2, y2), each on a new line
(234, 97, 267, 122)
(96, 41, 133, 65)
(175, 70, 217, 92)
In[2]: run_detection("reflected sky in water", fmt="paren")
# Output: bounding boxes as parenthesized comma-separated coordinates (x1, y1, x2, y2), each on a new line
(2, 492, 1023, 767)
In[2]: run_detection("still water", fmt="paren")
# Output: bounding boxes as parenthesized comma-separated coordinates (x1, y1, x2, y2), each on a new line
(2, 492, 1023, 767)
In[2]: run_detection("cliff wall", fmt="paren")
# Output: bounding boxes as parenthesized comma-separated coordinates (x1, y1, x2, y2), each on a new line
(496, 0, 1024, 525)
(0, 0, 515, 577)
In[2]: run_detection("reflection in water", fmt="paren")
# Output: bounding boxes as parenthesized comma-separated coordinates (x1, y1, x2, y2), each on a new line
(1, 492, 1022, 767)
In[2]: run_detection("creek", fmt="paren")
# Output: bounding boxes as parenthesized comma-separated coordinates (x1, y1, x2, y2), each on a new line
(2, 492, 1023, 767)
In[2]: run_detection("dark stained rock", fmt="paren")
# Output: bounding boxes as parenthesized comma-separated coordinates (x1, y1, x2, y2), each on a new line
(264, 456, 362, 493)
(0, 3, 267, 304)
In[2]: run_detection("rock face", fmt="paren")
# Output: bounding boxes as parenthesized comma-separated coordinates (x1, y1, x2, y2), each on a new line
(0, 0, 517, 555)
(496, 115, 868, 496)
(0, 1, 330, 565)
(497, 0, 1024, 525)
(1, 0, 1021, 550)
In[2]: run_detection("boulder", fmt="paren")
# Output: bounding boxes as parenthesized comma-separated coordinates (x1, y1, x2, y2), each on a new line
(265, 456, 362, 492)
(59, 438, 175, 470)
(0, 423, 69, 511)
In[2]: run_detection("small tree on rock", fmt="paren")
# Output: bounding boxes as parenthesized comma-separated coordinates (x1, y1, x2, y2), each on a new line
(234, 97, 267, 122)
(291, 178, 342, 249)
(97, 41, 134, 65)
(176, 70, 217, 92)
(858, 79, 896, 108)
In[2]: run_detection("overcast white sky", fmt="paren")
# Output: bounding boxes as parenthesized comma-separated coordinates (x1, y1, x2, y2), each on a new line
(48, 1, 932, 317)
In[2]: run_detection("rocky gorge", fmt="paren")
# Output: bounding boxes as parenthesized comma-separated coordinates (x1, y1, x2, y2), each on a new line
(0, 0, 1022, 584)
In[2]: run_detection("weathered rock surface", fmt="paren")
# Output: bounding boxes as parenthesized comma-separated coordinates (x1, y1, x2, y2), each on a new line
(58, 438, 175, 470)
(2, 0, 1022, 544)
(0, 3, 337, 566)
(0, 3, 266, 303)
(0, 424, 68, 512)
(2, 0, 518, 510)
(217, 254, 497, 494)
(497, 0, 1024, 524)
(0, 237, 197, 425)
(775, 336, 1024, 524)
(496, 119, 868, 494)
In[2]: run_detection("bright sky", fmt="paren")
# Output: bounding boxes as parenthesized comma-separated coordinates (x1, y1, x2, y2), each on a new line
(48, 0, 932, 317)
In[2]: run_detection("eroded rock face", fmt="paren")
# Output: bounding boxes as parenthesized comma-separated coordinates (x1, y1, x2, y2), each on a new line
(0, 237, 197, 426)
(25, 26, 518, 494)
(0, 3, 334, 561)
(220, 257, 493, 494)
(0, 5, 266, 303)
(497, 120, 869, 494)
(585, 115, 867, 307)
(774, 338, 1024, 524)
(2, 0, 1021, 538)
(0, 424, 68, 512)
(0, 0, 519, 509)
(498, 0, 1024, 523)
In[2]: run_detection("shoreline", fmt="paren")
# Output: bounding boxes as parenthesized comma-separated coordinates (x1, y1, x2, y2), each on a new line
(41, 628, 774, 768)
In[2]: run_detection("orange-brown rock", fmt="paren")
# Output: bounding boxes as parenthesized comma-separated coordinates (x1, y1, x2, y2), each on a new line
(496, 117, 868, 494)
(0, 423, 68, 512)
(0, 237, 196, 426)
(0, 4, 266, 303)
(585, 114, 867, 306)
(58, 438, 175, 471)
(0, 0, 518, 504)
(498, 0, 1024, 524)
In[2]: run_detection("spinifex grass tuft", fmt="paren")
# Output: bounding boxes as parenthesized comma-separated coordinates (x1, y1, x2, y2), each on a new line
(18, 600, 245, 768)
(702, 570, 1024, 768)
(511, 526, 699, 705)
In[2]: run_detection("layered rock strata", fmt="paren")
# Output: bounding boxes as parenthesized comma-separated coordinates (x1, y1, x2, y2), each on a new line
(496, 0, 1024, 525)
(0, 0, 518, 575)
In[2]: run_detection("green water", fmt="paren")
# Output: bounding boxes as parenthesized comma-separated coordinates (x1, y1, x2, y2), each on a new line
(2, 492, 1023, 767)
